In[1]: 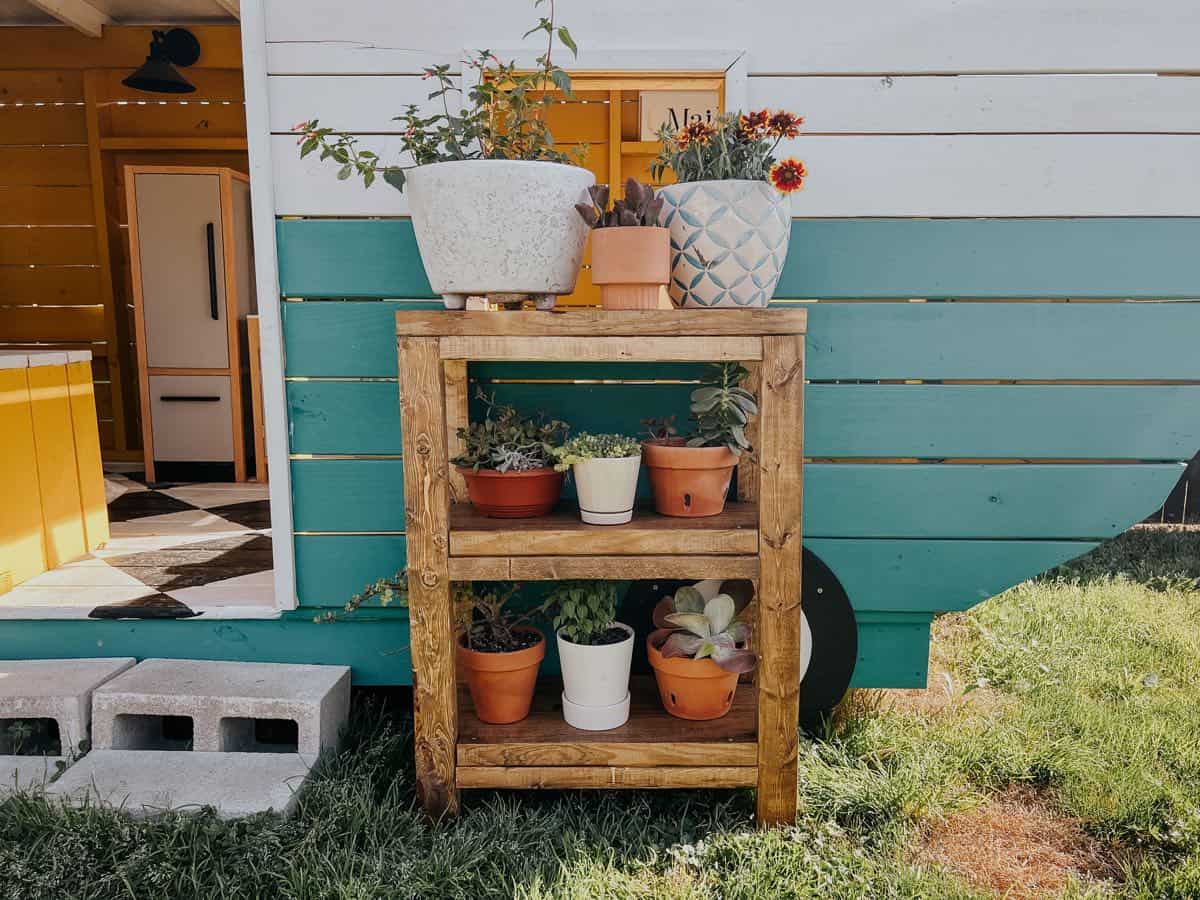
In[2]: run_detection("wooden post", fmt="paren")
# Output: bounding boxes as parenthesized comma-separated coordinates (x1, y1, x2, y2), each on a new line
(398, 337, 458, 817)
(754, 335, 805, 825)
(443, 359, 469, 503)
(738, 361, 761, 504)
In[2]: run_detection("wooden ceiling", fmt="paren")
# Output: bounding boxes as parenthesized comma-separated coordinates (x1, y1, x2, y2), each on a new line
(0, 0, 236, 37)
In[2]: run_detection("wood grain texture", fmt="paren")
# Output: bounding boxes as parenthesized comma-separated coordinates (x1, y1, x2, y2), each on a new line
(399, 309, 806, 337)
(458, 742, 758, 767)
(443, 358, 468, 503)
(449, 503, 758, 557)
(439, 335, 764, 363)
(397, 336, 456, 818)
(456, 766, 758, 789)
(448, 555, 761, 581)
(755, 335, 805, 826)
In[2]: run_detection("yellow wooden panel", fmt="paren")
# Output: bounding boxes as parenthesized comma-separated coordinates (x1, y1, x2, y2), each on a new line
(0, 305, 107, 342)
(105, 101, 247, 139)
(0, 226, 98, 265)
(0, 368, 47, 585)
(66, 360, 108, 549)
(28, 363, 86, 568)
(0, 26, 242, 70)
(0, 106, 88, 145)
(540, 97, 610, 142)
(0, 147, 91, 186)
(0, 265, 102, 304)
(99, 68, 245, 102)
(0, 186, 94, 224)
(0, 70, 84, 102)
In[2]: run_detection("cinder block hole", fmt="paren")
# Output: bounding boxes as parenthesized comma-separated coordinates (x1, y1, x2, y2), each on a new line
(0, 718, 61, 756)
(111, 714, 194, 750)
(219, 717, 299, 753)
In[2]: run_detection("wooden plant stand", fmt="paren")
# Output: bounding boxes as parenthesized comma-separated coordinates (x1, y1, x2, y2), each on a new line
(395, 309, 807, 826)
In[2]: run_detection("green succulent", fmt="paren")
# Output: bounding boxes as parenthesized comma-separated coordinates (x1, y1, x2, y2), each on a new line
(653, 582, 757, 674)
(551, 432, 641, 472)
(686, 363, 758, 455)
(452, 388, 569, 473)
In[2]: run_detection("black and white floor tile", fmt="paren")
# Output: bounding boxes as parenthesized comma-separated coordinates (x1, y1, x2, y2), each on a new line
(2, 473, 274, 617)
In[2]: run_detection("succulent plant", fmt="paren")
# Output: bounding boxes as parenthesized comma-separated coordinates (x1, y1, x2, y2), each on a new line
(687, 363, 758, 455)
(452, 388, 568, 473)
(653, 580, 757, 674)
(575, 178, 664, 228)
(551, 432, 641, 471)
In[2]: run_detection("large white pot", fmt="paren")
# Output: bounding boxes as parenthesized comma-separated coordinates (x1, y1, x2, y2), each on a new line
(573, 455, 641, 525)
(557, 622, 634, 730)
(656, 179, 791, 308)
(405, 160, 595, 310)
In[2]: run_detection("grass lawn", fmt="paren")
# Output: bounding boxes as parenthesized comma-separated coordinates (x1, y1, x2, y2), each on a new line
(2, 528, 1198, 899)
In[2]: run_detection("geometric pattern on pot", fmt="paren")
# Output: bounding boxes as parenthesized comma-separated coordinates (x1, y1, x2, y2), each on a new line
(657, 179, 791, 308)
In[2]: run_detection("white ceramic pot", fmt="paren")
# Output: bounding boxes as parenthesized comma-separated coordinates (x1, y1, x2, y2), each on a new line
(573, 455, 641, 525)
(557, 622, 634, 730)
(405, 160, 595, 310)
(656, 179, 791, 308)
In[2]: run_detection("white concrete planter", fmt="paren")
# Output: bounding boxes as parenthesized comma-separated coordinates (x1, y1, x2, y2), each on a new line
(572, 455, 641, 525)
(557, 622, 634, 731)
(656, 179, 791, 308)
(405, 160, 595, 310)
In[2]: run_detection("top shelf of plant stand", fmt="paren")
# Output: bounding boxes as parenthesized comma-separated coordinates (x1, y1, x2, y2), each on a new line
(394, 309, 808, 339)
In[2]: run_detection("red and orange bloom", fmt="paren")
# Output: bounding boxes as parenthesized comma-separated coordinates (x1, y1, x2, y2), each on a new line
(767, 110, 805, 139)
(738, 109, 770, 140)
(769, 158, 807, 194)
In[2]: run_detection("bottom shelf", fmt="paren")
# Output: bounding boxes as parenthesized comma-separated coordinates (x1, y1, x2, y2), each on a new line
(456, 676, 758, 788)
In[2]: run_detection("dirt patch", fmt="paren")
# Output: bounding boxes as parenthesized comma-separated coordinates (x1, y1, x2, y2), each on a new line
(916, 786, 1127, 899)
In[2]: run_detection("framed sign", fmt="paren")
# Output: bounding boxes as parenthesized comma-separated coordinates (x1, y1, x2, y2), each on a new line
(639, 90, 721, 140)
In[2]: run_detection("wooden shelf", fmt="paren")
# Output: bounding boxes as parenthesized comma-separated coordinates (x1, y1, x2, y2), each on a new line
(457, 676, 757, 785)
(449, 502, 758, 557)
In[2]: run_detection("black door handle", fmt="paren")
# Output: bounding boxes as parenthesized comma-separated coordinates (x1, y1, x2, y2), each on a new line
(160, 395, 221, 402)
(206, 222, 219, 321)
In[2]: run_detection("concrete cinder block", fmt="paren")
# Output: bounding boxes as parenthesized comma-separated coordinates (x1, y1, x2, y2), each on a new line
(0, 756, 63, 795)
(45, 750, 311, 818)
(0, 658, 137, 754)
(92, 659, 351, 757)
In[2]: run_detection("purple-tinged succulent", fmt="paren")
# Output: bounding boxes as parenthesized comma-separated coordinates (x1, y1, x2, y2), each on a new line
(575, 177, 664, 228)
(653, 581, 757, 674)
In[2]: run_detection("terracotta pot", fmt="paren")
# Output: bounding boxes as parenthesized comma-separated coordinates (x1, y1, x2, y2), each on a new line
(458, 626, 545, 724)
(647, 629, 741, 721)
(641, 440, 737, 517)
(457, 466, 563, 518)
(591, 226, 671, 310)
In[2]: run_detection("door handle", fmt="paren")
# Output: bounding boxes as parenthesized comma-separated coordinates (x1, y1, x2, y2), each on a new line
(160, 395, 221, 402)
(206, 222, 219, 321)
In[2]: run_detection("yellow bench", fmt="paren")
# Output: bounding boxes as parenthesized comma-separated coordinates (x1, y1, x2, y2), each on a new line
(0, 351, 108, 591)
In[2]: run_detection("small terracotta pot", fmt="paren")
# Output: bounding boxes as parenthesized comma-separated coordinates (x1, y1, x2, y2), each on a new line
(458, 626, 546, 724)
(591, 226, 670, 310)
(641, 440, 737, 517)
(646, 629, 741, 720)
(457, 466, 563, 518)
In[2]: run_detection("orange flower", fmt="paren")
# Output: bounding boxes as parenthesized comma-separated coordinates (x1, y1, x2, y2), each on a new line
(769, 158, 807, 194)
(738, 109, 770, 140)
(767, 110, 804, 139)
(681, 120, 716, 146)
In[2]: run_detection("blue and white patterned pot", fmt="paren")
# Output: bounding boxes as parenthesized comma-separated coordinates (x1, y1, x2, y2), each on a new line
(656, 179, 791, 308)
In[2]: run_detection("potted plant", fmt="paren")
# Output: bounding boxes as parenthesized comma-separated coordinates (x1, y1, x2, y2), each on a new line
(452, 389, 568, 518)
(552, 432, 642, 525)
(651, 109, 808, 308)
(647, 582, 757, 720)
(293, 2, 593, 310)
(546, 581, 633, 730)
(575, 178, 669, 310)
(642, 363, 757, 517)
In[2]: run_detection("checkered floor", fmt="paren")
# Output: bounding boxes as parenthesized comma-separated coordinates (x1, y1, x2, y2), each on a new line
(1, 473, 274, 617)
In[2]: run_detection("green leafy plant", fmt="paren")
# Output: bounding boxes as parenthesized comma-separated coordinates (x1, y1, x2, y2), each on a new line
(551, 432, 641, 472)
(643, 364, 758, 455)
(452, 388, 568, 472)
(546, 581, 621, 645)
(651, 109, 807, 192)
(293, 0, 583, 191)
(653, 583, 756, 673)
(575, 178, 663, 228)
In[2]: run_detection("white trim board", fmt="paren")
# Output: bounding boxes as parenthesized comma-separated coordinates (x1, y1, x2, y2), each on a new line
(241, 0, 298, 612)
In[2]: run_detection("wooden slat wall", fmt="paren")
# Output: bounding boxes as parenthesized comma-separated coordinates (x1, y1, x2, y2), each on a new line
(0, 25, 247, 459)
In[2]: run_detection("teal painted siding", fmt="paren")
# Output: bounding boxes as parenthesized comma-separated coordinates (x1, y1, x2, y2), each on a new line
(851, 612, 932, 689)
(277, 218, 1200, 300)
(294, 534, 407, 609)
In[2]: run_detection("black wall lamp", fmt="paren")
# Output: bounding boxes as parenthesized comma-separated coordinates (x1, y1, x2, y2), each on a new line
(122, 28, 202, 94)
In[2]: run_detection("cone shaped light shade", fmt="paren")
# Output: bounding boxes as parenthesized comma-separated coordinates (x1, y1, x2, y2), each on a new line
(122, 29, 200, 95)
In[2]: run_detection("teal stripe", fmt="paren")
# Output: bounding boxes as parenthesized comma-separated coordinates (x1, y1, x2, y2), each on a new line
(294, 534, 408, 608)
(275, 217, 1200, 300)
(288, 380, 1200, 461)
(851, 612, 931, 689)
(288, 458, 1180, 538)
(281, 299, 1200, 380)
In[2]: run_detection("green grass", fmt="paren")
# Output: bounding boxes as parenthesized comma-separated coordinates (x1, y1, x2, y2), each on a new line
(2, 528, 1199, 899)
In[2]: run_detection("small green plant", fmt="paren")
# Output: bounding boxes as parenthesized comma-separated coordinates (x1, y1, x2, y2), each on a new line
(575, 178, 663, 228)
(651, 109, 807, 192)
(551, 432, 641, 472)
(453, 388, 568, 472)
(643, 364, 758, 455)
(653, 583, 756, 673)
(545, 581, 622, 645)
(293, 0, 583, 191)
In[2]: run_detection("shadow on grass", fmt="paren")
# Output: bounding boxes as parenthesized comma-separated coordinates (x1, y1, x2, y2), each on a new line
(1042, 526, 1200, 590)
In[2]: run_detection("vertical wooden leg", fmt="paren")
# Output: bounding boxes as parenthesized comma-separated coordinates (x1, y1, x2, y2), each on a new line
(738, 361, 761, 504)
(443, 359, 469, 504)
(755, 335, 805, 826)
(398, 337, 458, 818)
